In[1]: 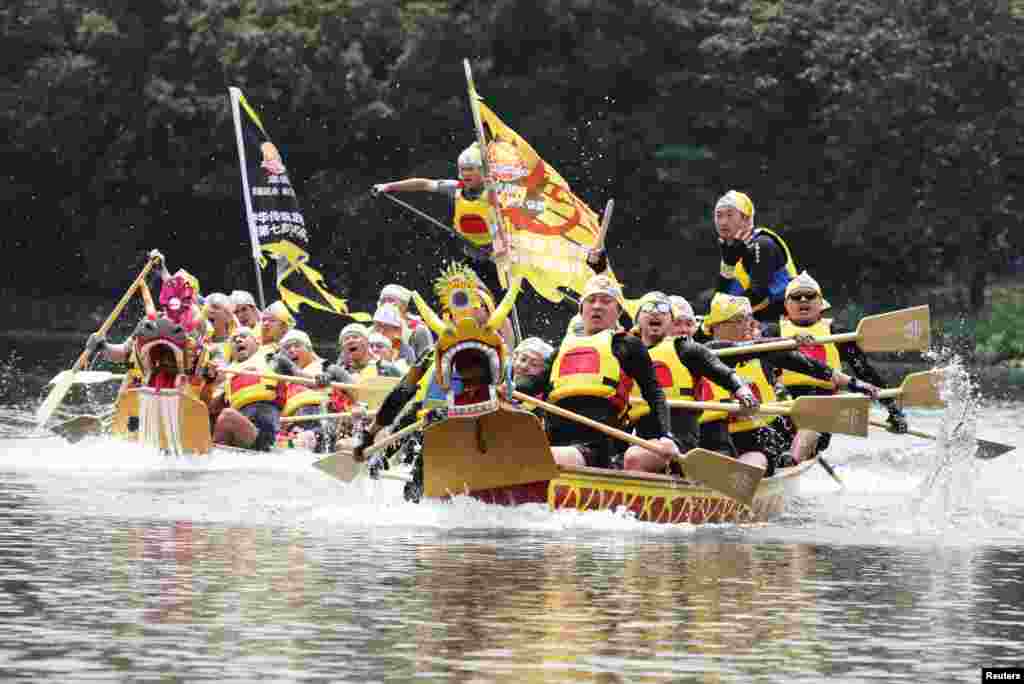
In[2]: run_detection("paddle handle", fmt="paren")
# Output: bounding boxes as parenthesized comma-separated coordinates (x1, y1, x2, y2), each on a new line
(661, 398, 791, 417)
(595, 198, 614, 251)
(73, 254, 161, 371)
(869, 418, 935, 441)
(221, 368, 362, 394)
(364, 418, 426, 458)
(280, 410, 377, 424)
(511, 390, 672, 455)
(712, 332, 858, 358)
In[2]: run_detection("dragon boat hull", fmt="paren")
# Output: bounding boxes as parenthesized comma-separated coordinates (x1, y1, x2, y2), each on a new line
(414, 404, 814, 525)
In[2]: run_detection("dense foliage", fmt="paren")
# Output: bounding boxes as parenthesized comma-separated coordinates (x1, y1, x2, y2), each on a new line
(4, 0, 1022, 335)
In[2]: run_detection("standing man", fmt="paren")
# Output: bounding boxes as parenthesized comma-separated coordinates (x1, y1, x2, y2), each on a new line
(372, 143, 505, 294)
(714, 190, 798, 323)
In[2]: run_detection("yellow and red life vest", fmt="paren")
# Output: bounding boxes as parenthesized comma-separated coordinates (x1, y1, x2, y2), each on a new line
(452, 188, 493, 248)
(698, 357, 776, 433)
(779, 318, 841, 390)
(225, 353, 281, 411)
(549, 329, 633, 414)
(282, 358, 327, 417)
(627, 337, 695, 423)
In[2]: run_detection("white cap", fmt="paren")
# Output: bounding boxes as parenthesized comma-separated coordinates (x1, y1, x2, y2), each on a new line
(373, 303, 403, 328)
(669, 295, 695, 321)
(515, 337, 555, 360)
(457, 143, 482, 169)
(230, 290, 257, 308)
(280, 329, 313, 350)
(379, 284, 412, 305)
(339, 323, 369, 342)
(233, 326, 257, 340)
(205, 292, 232, 310)
(714, 190, 755, 220)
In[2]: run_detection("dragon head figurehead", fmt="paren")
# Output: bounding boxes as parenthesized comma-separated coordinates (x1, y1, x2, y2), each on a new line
(411, 263, 522, 416)
(132, 311, 208, 390)
(159, 269, 202, 334)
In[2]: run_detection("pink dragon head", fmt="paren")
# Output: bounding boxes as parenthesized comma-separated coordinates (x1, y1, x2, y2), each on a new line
(159, 269, 201, 333)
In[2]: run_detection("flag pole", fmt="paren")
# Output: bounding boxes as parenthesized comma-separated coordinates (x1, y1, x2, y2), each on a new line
(229, 86, 268, 309)
(462, 59, 523, 345)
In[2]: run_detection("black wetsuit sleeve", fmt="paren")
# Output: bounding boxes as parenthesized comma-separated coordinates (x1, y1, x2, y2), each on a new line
(675, 338, 744, 393)
(700, 420, 737, 458)
(374, 349, 433, 427)
(614, 333, 670, 437)
(762, 349, 834, 382)
(759, 321, 782, 338)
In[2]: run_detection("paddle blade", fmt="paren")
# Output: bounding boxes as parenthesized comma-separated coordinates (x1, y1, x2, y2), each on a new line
(48, 370, 123, 386)
(855, 305, 930, 352)
(975, 439, 1017, 460)
(789, 395, 870, 437)
(36, 371, 77, 426)
(675, 448, 764, 507)
(897, 371, 945, 408)
(50, 414, 106, 443)
(352, 376, 400, 411)
(313, 445, 365, 482)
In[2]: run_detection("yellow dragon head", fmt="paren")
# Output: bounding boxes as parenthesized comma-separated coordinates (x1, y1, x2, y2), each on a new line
(411, 263, 522, 414)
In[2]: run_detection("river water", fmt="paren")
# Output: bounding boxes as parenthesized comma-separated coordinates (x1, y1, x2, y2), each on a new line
(0, 343, 1022, 682)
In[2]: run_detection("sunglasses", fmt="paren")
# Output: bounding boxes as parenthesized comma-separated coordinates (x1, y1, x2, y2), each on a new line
(787, 293, 820, 303)
(639, 301, 672, 315)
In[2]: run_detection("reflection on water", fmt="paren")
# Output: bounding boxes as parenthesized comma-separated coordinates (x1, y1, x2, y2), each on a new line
(1, 356, 1023, 680)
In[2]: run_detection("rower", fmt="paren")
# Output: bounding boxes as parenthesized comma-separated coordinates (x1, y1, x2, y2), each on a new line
(699, 293, 880, 473)
(372, 303, 416, 367)
(623, 292, 757, 474)
(760, 271, 909, 461)
(378, 284, 433, 360)
(713, 190, 798, 323)
(204, 292, 238, 363)
(372, 143, 504, 293)
(337, 323, 403, 379)
(668, 295, 699, 338)
(212, 327, 293, 451)
(277, 329, 336, 451)
(369, 331, 409, 374)
(259, 300, 294, 352)
(544, 276, 679, 469)
(512, 337, 555, 400)
(230, 290, 261, 330)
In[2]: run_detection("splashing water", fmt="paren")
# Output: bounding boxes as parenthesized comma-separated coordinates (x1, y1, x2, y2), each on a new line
(908, 360, 983, 531)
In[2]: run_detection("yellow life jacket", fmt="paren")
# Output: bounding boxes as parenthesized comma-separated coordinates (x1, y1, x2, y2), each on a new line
(698, 357, 777, 432)
(224, 353, 280, 411)
(452, 188, 493, 248)
(352, 361, 380, 381)
(733, 227, 798, 311)
(780, 318, 840, 390)
(627, 337, 695, 422)
(282, 358, 327, 417)
(549, 329, 632, 413)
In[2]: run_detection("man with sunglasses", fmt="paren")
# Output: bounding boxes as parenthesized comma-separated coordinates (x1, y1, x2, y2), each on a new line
(714, 190, 798, 324)
(760, 272, 909, 460)
(622, 292, 758, 474)
(699, 293, 879, 474)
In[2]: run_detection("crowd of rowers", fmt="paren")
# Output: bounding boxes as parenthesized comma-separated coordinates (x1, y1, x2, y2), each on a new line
(85, 170, 910, 481)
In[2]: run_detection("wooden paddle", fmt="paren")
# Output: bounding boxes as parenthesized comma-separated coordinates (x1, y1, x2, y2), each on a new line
(36, 254, 161, 427)
(47, 371, 125, 386)
(510, 390, 763, 505)
(312, 418, 425, 482)
(712, 305, 931, 358)
(220, 369, 398, 410)
(657, 395, 871, 437)
(868, 419, 1015, 460)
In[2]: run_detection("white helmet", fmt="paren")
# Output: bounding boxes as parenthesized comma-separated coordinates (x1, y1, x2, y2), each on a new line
(457, 143, 482, 169)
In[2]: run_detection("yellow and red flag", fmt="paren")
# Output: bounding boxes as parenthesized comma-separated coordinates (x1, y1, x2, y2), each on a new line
(474, 100, 607, 303)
